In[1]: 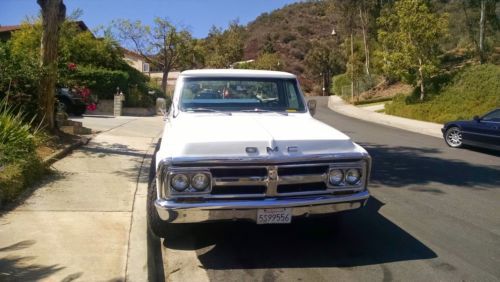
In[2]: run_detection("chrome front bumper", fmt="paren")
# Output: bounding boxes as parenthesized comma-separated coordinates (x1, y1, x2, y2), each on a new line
(155, 190, 370, 223)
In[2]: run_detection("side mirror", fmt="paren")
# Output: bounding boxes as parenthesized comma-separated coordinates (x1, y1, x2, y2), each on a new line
(473, 115, 480, 122)
(307, 100, 317, 116)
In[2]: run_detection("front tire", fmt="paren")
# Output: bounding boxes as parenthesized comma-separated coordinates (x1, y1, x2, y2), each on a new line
(445, 126, 463, 148)
(147, 181, 171, 238)
(147, 180, 191, 239)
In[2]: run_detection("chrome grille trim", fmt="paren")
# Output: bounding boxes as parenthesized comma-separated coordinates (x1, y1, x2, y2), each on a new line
(279, 174, 327, 185)
(213, 176, 268, 186)
(157, 159, 369, 199)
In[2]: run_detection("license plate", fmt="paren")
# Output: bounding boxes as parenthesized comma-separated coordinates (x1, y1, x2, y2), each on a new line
(257, 208, 292, 224)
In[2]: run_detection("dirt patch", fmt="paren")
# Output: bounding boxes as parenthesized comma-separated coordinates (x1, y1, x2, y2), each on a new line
(360, 81, 413, 101)
(36, 131, 82, 160)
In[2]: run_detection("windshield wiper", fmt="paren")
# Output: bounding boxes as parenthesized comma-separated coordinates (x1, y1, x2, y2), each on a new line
(241, 108, 288, 115)
(185, 107, 231, 115)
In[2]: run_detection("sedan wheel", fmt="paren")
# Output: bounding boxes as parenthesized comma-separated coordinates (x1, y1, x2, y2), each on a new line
(445, 127, 463, 148)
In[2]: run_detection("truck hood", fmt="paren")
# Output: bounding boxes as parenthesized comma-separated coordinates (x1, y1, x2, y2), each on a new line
(158, 113, 363, 162)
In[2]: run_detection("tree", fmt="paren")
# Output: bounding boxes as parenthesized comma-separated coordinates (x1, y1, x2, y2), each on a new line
(201, 21, 245, 68)
(377, 0, 448, 100)
(305, 39, 344, 96)
(113, 18, 192, 93)
(5, 17, 148, 101)
(461, 0, 498, 63)
(236, 53, 283, 71)
(37, 0, 66, 130)
(261, 33, 276, 54)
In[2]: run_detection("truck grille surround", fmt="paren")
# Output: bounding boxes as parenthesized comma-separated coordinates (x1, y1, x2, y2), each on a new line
(162, 160, 368, 199)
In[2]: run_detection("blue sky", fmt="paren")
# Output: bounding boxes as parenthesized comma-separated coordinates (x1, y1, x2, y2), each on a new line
(0, 0, 301, 38)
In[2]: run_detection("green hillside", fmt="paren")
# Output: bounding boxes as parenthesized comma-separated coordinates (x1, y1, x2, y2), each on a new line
(243, 1, 335, 91)
(240, 0, 499, 94)
(385, 64, 500, 123)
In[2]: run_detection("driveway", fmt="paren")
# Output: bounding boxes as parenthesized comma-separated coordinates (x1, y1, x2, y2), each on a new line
(0, 116, 164, 281)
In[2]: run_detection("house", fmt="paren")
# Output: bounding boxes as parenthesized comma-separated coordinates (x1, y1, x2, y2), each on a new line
(121, 47, 179, 95)
(0, 25, 21, 41)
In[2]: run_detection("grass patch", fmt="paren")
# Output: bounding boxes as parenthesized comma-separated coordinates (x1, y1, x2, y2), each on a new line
(385, 64, 500, 123)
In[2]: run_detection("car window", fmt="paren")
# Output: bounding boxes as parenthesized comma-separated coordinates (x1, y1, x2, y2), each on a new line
(482, 109, 500, 121)
(285, 81, 300, 110)
(180, 78, 305, 112)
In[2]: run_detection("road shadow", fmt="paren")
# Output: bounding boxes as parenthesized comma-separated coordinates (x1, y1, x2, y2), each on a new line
(461, 145, 500, 157)
(164, 197, 436, 269)
(362, 143, 500, 189)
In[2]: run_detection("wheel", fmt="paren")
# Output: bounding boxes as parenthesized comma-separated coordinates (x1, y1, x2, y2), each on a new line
(58, 100, 70, 114)
(73, 106, 86, 116)
(445, 126, 463, 148)
(147, 179, 190, 239)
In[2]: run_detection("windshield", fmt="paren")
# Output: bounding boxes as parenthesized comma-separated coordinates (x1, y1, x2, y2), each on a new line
(179, 77, 305, 112)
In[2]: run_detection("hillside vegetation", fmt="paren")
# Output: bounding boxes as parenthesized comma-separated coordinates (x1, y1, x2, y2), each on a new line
(239, 0, 499, 100)
(385, 64, 500, 123)
(243, 1, 335, 91)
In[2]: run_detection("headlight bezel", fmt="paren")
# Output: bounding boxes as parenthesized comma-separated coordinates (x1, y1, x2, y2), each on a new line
(326, 161, 366, 189)
(165, 169, 213, 196)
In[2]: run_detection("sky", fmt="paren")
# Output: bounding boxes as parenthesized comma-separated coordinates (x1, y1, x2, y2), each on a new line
(0, 0, 301, 38)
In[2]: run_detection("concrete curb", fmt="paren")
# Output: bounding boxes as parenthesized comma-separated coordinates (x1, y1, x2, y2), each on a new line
(126, 136, 161, 282)
(327, 96, 443, 139)
(42, 136, 91, 167)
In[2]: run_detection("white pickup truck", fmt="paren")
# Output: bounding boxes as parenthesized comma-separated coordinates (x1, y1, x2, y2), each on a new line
(148, 69, 371, 238)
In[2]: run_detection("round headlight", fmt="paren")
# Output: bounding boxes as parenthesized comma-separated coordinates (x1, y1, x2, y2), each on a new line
(329, 169, 344, 185)
(170, 174, 189, 191)
(345, 169, 361, 185)
(191, 173, 210, 191)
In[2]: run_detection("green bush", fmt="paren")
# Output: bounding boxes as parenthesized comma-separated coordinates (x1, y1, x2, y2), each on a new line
(331, 73, 351, 97)
(68, 65, 129, 99)
(0, 98, 39, 165)
(385, 64, 500, 123)
(0, 98, 45, 205)
(124, 85, 154, 108)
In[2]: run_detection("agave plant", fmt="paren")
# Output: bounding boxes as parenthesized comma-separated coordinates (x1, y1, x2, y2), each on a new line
(0, 98, 42, 165)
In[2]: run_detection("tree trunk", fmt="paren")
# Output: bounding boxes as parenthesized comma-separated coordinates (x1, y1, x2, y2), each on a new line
(359, 6, 371, 79)
(350, 32, 355, 102)
(479, 0, 486, 63)
(418, 58, 425, 101)
(37, 0, 65, 131)
(161, 69, 170, 95)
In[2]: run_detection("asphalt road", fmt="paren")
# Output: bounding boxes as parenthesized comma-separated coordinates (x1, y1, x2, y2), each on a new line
(159, 97, 500, 281)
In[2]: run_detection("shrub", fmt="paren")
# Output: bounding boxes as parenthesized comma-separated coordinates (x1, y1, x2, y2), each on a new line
(0, 98, 39, 165)
(124, 85, 154, 108)
(0, 98, 45, 205)
(385, 64, 500, 123)
(67, 65, 129, 99)
(331, 73, 351, 97)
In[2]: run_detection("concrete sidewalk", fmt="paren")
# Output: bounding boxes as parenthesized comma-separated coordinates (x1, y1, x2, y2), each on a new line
(0, 116, 163, 281)
(327, 96, 443, 138)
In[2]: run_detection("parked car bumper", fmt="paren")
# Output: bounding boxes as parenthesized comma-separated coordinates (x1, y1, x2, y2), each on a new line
(154, 190, 370, 223)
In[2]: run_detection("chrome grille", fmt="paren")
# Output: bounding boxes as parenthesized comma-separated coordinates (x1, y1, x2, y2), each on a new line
(209, 161, 366, 198)
(162, 161, 367, 199)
